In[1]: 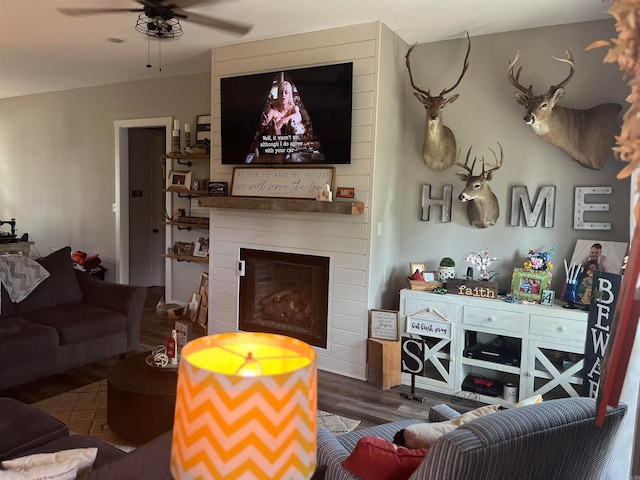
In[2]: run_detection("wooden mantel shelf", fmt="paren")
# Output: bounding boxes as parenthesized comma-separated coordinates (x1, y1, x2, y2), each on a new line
(199, 196, 365, 215)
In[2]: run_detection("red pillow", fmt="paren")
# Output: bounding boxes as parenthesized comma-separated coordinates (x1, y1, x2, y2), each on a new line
(341, 436, 429, 480)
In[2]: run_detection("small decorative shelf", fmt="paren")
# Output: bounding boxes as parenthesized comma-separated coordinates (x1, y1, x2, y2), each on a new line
(198, 197, 365, 215)
(164, 221, 209, 231)
(162, 254, 209, 264)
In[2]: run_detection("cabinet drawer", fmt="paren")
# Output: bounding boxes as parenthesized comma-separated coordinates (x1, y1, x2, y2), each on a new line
(402, 297, 459, 323)
(529, 315, 587, 341)
(462, 306, 525, 333)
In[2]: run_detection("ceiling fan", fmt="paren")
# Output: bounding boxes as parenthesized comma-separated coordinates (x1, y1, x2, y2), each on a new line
(57, 0, 253, 38)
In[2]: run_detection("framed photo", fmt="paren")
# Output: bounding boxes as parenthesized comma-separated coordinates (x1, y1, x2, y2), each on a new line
(168, 170, 192, 191)
(197, 273, 209, 329)
(173, 241, 195, 256)
(511, 268, 552, 303)
(369, 309, 400, 341)
(409, 262, 426, 275)
(569, 239, 629, 278)
(194, 237, 209, 257)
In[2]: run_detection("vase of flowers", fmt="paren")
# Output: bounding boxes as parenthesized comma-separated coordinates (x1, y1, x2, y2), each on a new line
(524, 244, 556, 271)
(465, 249, 500, 280)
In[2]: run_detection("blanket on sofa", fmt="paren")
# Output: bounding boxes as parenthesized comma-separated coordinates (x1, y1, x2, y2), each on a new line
(0, 254, 50, 313)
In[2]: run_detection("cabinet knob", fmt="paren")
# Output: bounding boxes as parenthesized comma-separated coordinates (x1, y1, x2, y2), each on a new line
(558, 326, 566, 332)
(488, 316, 495, 322)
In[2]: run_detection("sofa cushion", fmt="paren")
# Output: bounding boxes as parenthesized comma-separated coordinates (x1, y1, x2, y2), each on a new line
(0, 398, 69, 462)
(16, 247, 82, 314)
(20, 304, 127, 346)
(0, 285, 16, 318)
(0, 317, 59, 368)
(342, 436, 429, 480)
(402, 404, 501, 449)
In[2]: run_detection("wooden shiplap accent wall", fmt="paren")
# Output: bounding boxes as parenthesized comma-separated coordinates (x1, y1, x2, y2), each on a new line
(207, 22, 380, 379)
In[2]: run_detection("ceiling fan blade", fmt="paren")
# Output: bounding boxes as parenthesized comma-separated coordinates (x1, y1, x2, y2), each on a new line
(174, 9, 253, 35)
(58, 8, 143, 16)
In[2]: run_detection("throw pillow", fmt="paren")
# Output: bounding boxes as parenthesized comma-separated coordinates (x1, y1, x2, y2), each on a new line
(15, 246, 83, 314)
(341, 436, 429, 480)
(514, 394, 543, 408)
(402, 404, 501, 449)
(1, 447, 97, 479)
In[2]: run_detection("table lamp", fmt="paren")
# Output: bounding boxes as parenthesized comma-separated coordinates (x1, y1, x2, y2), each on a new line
(171, 332, 317, 479)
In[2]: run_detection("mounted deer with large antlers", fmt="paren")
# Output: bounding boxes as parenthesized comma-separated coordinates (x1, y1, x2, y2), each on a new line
(507, 49, 620, 170)
(406, 33, 471, 171)
(456, 143, 503, 228)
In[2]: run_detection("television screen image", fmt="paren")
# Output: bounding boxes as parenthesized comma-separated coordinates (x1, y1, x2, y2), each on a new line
(220, 62, 353, 165)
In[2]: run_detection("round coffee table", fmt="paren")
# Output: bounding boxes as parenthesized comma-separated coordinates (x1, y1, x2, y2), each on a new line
(107, 351, 178, 443)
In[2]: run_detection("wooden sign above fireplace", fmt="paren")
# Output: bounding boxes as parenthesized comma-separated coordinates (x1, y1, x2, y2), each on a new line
(230, 166, 335, 199)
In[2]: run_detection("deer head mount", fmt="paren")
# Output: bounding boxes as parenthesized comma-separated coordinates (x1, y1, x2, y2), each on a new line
(406, 32, 471, 171)
(507, 50, 621, 170)
(455, 143, 503, 229)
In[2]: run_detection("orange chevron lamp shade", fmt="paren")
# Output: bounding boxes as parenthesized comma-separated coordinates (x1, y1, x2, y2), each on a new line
(171, 332, 317, 479)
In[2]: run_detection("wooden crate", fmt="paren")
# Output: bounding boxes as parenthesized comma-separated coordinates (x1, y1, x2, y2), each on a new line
(367, 338, 402, 389)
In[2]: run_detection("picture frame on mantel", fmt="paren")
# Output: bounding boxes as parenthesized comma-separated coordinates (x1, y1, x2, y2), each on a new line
(230, 166, 335, 200)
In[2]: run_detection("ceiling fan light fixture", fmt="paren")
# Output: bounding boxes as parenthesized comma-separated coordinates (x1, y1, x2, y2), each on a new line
(135, 13, 183, 38)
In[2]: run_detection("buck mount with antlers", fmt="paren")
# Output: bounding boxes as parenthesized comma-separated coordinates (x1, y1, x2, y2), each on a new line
(507, 49, 621, 170)
(406, 33, 471, 171)
(456, 143, 503, 229)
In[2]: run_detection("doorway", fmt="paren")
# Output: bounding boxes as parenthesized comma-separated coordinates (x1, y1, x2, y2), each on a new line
(128, 127, 165, 286)
(114, 117, 172, 286)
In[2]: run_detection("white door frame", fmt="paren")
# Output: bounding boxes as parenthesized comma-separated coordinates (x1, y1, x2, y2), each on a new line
(114, 117, 173, 285)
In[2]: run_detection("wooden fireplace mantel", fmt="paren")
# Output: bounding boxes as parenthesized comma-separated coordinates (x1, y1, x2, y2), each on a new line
(199, 196, 365, 215)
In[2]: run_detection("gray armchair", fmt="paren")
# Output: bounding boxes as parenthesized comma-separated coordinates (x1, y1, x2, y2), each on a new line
(316, 397, 626, 480)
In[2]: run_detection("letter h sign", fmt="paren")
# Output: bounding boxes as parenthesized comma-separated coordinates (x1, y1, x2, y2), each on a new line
(421, 184, 452, 222)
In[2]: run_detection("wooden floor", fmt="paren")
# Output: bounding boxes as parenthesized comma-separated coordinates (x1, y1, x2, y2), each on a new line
(0, 286, 479, 429)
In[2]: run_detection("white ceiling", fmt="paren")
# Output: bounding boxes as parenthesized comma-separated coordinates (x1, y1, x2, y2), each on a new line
(0, 0, 612, 100)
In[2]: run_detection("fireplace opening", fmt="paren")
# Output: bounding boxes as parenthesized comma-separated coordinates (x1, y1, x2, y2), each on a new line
(239, 249, 329, 348)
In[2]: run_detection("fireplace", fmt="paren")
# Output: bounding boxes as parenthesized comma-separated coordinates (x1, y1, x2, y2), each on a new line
(238, 248, 329, 348)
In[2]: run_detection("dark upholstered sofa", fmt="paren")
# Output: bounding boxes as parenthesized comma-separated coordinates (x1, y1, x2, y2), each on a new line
(0, 247, 146, 390)
(0, 397, 174, 479)
(317, 397, 627, 480)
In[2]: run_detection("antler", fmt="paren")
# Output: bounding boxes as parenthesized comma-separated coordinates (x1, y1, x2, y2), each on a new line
(406, 31, 471, 99)
(507, 51, 534, 98)
(439, 31, 471, 97)
(550, 49, 575, 91)
(405, 43, 432, 98)
(455, 146, 478, 175)
(480, 142, 504, 177)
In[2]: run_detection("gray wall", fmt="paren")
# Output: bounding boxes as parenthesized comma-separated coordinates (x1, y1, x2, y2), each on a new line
(394, 19, 629, 297)
(0, 73, 210, 288)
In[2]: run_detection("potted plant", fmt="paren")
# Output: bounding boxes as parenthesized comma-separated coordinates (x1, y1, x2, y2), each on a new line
(437, 257, 457, 283)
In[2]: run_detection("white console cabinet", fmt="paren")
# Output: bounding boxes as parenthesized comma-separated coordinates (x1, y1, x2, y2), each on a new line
(399, 288, 588, 405)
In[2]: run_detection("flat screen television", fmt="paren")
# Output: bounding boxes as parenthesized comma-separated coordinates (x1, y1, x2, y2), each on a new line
(220, 62, 353, 165)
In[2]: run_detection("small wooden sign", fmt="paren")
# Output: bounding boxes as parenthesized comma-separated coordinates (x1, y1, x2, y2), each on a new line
(336, 187, 355, 199)
(369, 309, 400, 341)
(446, 278, 498, 299)
(406, 315, 451, 339)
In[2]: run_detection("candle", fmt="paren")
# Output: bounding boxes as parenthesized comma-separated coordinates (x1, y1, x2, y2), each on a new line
(184, 123, 190, 133)
(174, 119, 180, 130)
